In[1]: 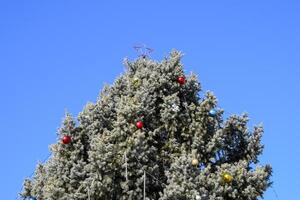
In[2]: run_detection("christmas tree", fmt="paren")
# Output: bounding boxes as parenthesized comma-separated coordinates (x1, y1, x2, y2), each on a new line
(20, 50, 272, 200)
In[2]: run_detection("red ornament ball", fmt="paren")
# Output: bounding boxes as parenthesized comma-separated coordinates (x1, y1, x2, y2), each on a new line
(62, 135, 71, 144)
(177, 76, 186, 85)
(136, 121, 144, 129)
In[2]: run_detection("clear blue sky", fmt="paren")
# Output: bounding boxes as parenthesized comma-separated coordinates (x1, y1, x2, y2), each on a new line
(1, 1, 299, 199)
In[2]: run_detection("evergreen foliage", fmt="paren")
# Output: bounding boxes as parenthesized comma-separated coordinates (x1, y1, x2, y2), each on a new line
(20, 50, 272, 200)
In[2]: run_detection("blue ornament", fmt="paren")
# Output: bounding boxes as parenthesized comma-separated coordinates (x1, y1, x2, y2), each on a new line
(30, 197, 36, 200)
(198, 163, 206, 170)
(209, 109, 217, 117)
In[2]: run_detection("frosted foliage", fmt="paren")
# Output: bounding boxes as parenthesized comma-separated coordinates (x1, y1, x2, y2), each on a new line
(20, 50, 271, 200)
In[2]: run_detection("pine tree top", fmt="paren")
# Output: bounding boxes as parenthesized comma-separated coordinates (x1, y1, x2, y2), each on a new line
(20, 50, 272, 200)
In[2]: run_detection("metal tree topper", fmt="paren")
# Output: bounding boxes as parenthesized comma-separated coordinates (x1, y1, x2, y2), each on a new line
(133, 44, 154, 58)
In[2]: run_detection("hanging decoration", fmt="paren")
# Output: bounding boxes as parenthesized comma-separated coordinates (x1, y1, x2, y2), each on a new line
(177, 76, 186, 85)
(198, 163, 206, 170)
(222, 172, 233, 183)
(136, 121, 144, 129)
(124, 151, 128, 182)
(209, 108, 217, 117)
(62, 135, 71, 144)
(192, 158, 199, 166)
(143, 170, 146, 200)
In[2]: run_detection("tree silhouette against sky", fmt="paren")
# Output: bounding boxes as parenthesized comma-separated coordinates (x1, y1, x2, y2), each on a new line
(20, 50, 272, 200)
